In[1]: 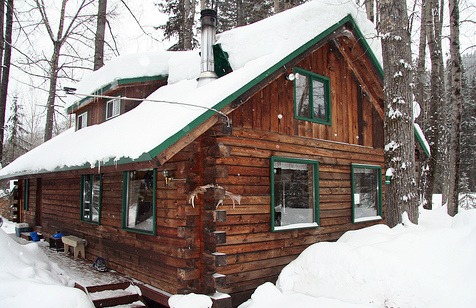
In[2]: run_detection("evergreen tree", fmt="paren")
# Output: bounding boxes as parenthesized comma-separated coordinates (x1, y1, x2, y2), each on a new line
(4, 96, 29, 164)
(216, 0, 273, 32)
(157, 0, 198, 51)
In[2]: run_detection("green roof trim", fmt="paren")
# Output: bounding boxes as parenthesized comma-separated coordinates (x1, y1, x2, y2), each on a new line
(414, 126, 430, 157)
(66, 75, 168, 114)
(146, 14, 382, 159)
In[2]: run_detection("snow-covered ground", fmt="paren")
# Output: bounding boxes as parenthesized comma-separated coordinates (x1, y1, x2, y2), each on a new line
(1, 202, 475, 308)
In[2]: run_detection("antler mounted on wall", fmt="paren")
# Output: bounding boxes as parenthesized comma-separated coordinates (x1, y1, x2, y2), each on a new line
(188, 184, 241, 208)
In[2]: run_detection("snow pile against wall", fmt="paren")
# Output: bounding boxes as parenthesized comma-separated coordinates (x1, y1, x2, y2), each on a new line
(0, 226, 94, 308)
(0, 0, 381, 178)
(240, 207, 476, 308)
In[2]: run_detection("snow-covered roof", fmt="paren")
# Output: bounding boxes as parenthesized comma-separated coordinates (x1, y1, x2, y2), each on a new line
(0, 0, 382, 179)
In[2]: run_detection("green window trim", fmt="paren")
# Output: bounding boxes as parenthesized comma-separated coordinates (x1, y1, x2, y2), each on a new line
(351, 164, 383, 223)
(270, 156, 320, 232)
(122, 169, 157, 235)
(23, 179, 29, 211)
(294, 67, 331, 125)
(80, 174, 102, 224)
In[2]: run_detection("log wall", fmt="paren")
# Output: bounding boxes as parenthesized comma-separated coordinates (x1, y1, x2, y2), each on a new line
(208, 40, 385, 305)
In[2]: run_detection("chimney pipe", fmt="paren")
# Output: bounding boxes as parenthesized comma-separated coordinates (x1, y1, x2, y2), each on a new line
(197, 9, 218, 87)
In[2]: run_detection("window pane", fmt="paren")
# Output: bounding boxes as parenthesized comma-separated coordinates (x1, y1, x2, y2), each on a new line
(295, 75, 310, 118)
(273, 161, 315, 228)
(82, 175, 101, 223)
(353, 167, 380, 220)
(126, 170, 154, 231)
(82, 176, 92, 220)
(312, 79, 326, 120)
(77, 113, 87, 130)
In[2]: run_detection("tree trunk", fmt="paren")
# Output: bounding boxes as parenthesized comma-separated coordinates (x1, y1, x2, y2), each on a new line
(365, 0, 375, 22)
(379, 0, 419, 226)
(0, 0, 14, 163)
(423, 0, 445, 208)
(183, 0, 196, 50)
(446, 0, 462, 216)
(415, 0, 430, 208)
(44, 43, 61, 142)
(93, 0, 107, 71)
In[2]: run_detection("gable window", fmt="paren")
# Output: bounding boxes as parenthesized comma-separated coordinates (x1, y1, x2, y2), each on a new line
(23, 179, 30, 211)
(122, 169, 156, 234)
(294, 67, 331, 125)
(77, 112, 88, 130)
(80, 174, 102, 224)
(351, 164, 382, 223)
(271, 157, 319, 231)
(106, 97, 121, 120)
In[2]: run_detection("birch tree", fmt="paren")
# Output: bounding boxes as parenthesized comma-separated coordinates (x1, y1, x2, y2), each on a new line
(379, 0, 419, 226)
(422, 0, 445, 208)
(446, 0, 463, 215)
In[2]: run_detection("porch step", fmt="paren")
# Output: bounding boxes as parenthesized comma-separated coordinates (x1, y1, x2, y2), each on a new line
(84, 282, 147, 308)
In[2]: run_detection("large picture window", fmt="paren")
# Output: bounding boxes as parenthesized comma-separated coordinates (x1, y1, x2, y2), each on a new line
(106, 97, 121, 120)
(271, 157, 319, 231)
(122, 169, 156, 234)
(80, 174, 102, 224)
(294, 67, 331, 125)
(351, 164, 382, 223)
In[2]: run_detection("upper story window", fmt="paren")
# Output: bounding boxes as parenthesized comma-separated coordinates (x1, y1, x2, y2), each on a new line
(80, 174, 102, 224)
(106, 97, 121, 120)
(294, 67, 331, 125)
(271, 156, 319, 231)
(122, 169, 156, 234)
(351, 164, 382, 223)
(77, 112, 88, 130)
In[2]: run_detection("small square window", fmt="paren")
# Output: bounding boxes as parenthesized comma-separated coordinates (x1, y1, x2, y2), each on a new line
(294, 68, 331, 125)
(271, 157, 319, 231)
(106, 98, 121, 120)
(77, 112, 88, 130)
(122, 169, 156, 234)
(351, 164, 383, 223)
(81, 174, 102, 224)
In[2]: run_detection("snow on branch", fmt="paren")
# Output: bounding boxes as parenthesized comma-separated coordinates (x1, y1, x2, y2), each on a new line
(188, 184, 241, 208)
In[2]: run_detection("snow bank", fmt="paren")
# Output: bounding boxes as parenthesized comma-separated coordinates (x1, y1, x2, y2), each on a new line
(0, 220, 94, 308)
(168, 293, 213, 308)
(240, 208, 476, 308)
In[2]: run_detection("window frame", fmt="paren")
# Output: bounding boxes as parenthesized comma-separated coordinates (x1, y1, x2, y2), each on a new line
(23, 179, 29, 211)
(270, 156, 320, 232)
(77, 112, 88, 130)
(80, 174, 102, 224)
(106, 97, 121, 120)
(351, 163, 383, 223)
(293, 67, 331, 125)
(122, 169, 157, 235)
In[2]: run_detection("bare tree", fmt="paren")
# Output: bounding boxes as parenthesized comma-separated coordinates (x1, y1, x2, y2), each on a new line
(34, 0, 96, 142)
(379, 0, 419, 226)
(446, 0, 463, 216)
(0, 0, 14, 164)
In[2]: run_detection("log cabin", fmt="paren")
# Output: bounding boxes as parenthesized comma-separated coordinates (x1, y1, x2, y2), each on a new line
(0, 2, 426, 307)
